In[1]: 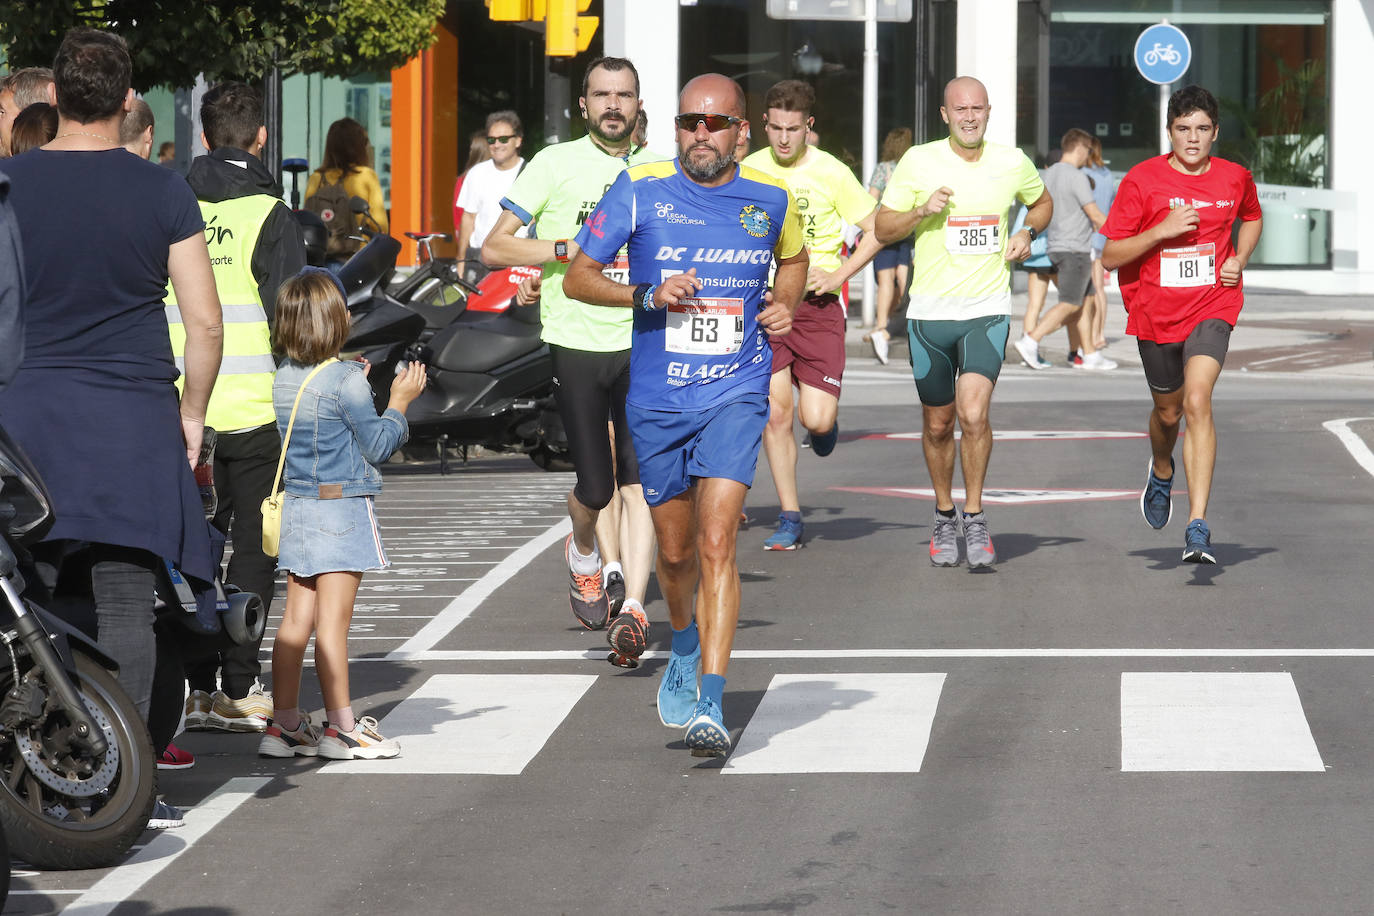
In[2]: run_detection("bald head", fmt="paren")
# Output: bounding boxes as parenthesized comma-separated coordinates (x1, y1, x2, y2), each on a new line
(679, 73, 745, 119)
(940, 75, 991, 154)
(943, 76, 988, 109)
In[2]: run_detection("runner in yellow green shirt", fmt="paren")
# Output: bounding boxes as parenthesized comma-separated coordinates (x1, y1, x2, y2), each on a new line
(875, 76, 1050, 568)
(741, 79, 884, 551)
(482, 57, 665, 660)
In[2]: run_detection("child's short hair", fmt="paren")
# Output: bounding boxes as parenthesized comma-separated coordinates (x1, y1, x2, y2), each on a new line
(273, 270, 350, 364)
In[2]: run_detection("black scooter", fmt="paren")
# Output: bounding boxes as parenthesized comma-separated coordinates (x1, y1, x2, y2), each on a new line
(339, 215, 569, 474)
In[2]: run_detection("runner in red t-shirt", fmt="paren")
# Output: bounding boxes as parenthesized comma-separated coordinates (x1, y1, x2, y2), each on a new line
(1102, 85, 1263, 565)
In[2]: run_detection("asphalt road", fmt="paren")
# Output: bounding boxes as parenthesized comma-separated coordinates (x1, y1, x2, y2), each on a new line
(9, 294, 1374, 916)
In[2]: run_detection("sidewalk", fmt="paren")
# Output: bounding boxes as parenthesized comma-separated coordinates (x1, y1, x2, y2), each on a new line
(845, 285, 1374, 378)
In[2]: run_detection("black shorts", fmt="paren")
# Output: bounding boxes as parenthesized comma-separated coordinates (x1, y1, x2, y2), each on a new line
(1136, 319, 1232, 394)
(549, 345, 639, 510)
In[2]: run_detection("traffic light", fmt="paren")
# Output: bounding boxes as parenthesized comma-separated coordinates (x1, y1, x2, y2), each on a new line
(487, 0, 531, 21)
(545, 0, 598, 57)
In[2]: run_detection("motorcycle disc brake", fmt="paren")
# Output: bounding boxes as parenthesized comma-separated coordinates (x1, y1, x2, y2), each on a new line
(15, 695, 120, 797)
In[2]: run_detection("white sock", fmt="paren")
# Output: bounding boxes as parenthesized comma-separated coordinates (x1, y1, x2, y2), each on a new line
(602, 561, 623, 583)
(568, 538, 601, 575)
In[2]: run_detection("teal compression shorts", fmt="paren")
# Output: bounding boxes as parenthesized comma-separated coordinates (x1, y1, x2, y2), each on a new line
(906, 315, 1010, 407)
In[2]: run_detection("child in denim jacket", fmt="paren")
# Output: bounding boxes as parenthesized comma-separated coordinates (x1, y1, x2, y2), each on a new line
(258, 268, 426, 760)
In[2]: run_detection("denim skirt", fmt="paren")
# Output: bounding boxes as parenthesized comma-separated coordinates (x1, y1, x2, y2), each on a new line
(277, 494, 389, 577)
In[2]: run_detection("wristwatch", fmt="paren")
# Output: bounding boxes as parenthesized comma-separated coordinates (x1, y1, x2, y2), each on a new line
(633, 283, 657, 311)
(553, 239, 570, 263)
(1024, 225, 1039, 241)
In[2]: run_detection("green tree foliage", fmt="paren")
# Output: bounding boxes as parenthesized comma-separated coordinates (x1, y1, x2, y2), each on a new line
(0, 0, 446, 91)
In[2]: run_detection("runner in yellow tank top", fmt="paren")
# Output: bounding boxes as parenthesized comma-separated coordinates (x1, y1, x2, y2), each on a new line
(740, 79, 884, 551)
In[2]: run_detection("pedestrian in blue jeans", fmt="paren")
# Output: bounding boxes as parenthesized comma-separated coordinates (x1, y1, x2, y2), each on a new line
(257, 268, 426, 761)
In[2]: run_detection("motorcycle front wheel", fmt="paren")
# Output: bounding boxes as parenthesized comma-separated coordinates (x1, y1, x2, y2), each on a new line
(0, 651, 156, 870)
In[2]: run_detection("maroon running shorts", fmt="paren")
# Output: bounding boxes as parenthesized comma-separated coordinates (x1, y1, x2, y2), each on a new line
(769, 292, 846, 397)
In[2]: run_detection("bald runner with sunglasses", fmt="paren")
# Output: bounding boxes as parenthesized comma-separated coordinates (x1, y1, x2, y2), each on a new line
(483, 57, 665, 663)
(564, 74, 808, 757)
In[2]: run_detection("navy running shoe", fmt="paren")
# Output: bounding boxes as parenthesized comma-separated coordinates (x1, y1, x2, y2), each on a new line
(684, 698, 731, 757)
(1140, 458, 1174, 530)
(657, 645, 701, 727)
(604, 569, 626, 618)
(1182, 519, 1216, 564)
(810, 421, 839, 457)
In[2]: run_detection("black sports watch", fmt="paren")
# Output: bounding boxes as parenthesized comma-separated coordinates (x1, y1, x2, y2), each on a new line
(553, 239, 570, 263)
(1024, 225, 1039, 241)
(633, 283, 657, 311)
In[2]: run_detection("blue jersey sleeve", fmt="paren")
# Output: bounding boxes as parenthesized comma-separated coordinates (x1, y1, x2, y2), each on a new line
(574, 170, 634, 266)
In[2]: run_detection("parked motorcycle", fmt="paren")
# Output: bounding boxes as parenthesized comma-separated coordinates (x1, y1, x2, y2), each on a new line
(0, 427, 156, 870)
(339, 220, 569, 474)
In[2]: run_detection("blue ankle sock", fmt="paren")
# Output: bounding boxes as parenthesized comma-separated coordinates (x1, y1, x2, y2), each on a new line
(670, 621, 699, 656)
(780, 510, 801, 523)
(700, 674, 726, 707)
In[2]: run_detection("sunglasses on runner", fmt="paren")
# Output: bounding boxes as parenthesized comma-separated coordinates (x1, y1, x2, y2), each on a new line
(674, 113, 742, 132)
(486, 135, 517, 144)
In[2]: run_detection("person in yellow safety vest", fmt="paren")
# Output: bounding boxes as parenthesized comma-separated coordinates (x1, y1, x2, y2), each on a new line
(166, 80, 305, 739)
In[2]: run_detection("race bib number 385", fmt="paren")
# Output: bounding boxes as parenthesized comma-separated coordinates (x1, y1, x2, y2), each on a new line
(666, 297, 745, 355)
(1160, 243, 1215, 288)
(945, 215, 1000, 255)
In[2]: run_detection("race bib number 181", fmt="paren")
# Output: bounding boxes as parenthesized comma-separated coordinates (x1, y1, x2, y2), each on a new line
(1160, 243, 1215, 288)
(945, 215, 1000, 255)
(665, 297, 745, 355)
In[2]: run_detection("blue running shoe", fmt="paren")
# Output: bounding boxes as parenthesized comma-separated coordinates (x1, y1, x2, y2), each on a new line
(657, 646, 701, 727)
(1140, 458, 1174, 530)
(763, 514, 803, 550)
(1182, 519, 1216, 564)
(810, 421, 839, 457)
(684, 698, 731, 757)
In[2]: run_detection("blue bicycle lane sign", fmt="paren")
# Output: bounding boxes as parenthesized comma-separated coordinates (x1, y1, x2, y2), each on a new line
(1134, 22, 1191, 85)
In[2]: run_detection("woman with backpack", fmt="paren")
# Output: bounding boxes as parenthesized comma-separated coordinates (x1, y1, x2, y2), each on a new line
(303, 118, 388, 268)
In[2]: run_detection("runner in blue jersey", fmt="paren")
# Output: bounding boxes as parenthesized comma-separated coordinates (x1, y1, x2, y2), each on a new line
(564, 74, 808, 757)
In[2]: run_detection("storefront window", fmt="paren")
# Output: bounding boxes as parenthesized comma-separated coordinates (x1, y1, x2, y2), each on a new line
(1031, 0, 1331, 266)
(678, 0, 951, 178)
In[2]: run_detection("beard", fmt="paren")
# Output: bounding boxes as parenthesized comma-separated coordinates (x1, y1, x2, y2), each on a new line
(590, 112, 633, 144)
(681, 144, 735, 182)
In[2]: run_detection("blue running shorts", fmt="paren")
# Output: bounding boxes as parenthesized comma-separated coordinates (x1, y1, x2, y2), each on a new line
(626, 393, 769, 507)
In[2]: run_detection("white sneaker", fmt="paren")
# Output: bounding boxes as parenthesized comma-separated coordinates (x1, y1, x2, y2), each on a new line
(1076, 350, 1118, 371)
(317, 716, 400, 760)
(871, 330, 890, 365)
(1014, 335, 1049, 369)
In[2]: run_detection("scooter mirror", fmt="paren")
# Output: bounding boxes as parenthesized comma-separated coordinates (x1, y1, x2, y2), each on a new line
(350, 196, 370, 214)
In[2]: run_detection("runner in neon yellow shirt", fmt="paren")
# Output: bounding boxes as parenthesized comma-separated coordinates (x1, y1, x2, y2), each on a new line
(482, 57, 665, 661)
(741, 79, 883, 551)
(876, 76, 1051, 568)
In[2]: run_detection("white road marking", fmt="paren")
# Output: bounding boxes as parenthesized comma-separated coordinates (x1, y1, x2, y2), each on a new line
(1242, 349, 1325, 368)
(1322, 417, 1374, 478)
(725, 673, 945, 774)
(835, 485, 1139, 504)
(1120, 672, 1324, 772)
(320, 674, 596, 775)
(388, 518, 571, 657)
(355, 647, 1374, 663)
(867, 430, 1147, 441)
(61, 777, 270, 915)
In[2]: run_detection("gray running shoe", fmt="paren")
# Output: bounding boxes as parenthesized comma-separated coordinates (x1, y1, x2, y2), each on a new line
(962, 511, 996, 568)
(929, 512, 960, 566)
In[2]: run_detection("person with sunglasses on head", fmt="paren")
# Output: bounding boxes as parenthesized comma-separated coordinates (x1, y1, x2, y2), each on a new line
(874, 76, 1050, 569)
(483, 58, 665, 663)
(562, 74, 808, 757)
(455, 111, 525, 286)
(1101, 85, 1262, 566)
(742, 79, 885, 551)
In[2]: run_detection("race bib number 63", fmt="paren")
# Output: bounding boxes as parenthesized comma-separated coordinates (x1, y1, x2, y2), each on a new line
(665, 297, 745, 355)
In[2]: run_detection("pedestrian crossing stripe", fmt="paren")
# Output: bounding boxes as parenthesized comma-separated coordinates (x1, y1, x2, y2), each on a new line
(319, 671, 1330, 775)
(859, 430, 1149, 441)
(724, 673, 945, 774)
(320, 674, 596, 775)
(834, 486, 1141, 504)
(1120, 672, 1324, 772)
